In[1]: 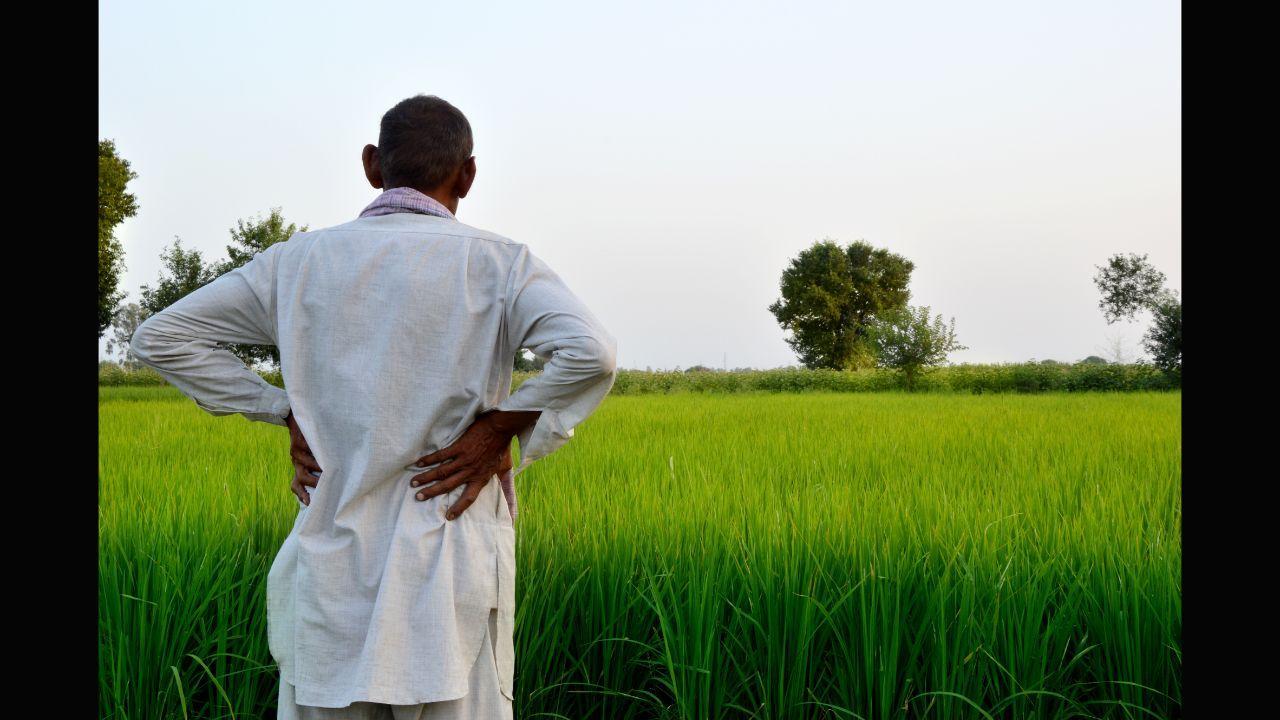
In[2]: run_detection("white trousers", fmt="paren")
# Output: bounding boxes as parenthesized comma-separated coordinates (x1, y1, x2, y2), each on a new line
(277, 608, 513, 720)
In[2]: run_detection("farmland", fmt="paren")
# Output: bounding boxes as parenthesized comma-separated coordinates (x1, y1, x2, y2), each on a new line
(99, 387, 1181, 719)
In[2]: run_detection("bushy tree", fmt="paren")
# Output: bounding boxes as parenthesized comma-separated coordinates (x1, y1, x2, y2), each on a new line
(99, 140, 139, 336)
(870, 305, 965, 390)
(1144, 292, 1181, 379)
(768, 239, 914, 370)
(1093, 254, 1181, 379)
(1080, 355, 1109, 365)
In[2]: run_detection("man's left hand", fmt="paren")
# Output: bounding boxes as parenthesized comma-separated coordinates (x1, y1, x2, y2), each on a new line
(286, 411, 322, 506)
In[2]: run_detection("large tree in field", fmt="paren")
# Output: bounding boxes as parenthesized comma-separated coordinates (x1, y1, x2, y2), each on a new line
(1093, 253, 1181, 380)
(768, 239, 914, 369)
(99, 140, 139, 336)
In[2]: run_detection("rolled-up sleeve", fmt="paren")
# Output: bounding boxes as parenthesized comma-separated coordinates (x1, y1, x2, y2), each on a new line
(130, 244, 292, 426)
(497, 246, 617, 474)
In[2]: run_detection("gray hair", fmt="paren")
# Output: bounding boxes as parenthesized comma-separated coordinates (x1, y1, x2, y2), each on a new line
(378, 95, 473, 191)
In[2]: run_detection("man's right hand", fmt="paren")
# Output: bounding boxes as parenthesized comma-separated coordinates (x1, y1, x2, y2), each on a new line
(409, 409, 539, 520)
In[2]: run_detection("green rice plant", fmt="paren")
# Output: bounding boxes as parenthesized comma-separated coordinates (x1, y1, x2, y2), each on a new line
(100, 388, 1180, 719)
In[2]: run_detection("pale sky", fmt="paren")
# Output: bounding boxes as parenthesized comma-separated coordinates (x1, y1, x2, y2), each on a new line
(99, 0, 1180, 370)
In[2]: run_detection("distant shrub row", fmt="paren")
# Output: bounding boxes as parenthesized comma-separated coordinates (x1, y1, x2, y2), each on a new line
(98, 363, 168, 386)
(576, 363, 1178, 394)
(102, 361, 1177, 394)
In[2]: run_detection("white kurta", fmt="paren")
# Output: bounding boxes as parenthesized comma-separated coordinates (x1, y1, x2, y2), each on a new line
(131, 211, 617, 707)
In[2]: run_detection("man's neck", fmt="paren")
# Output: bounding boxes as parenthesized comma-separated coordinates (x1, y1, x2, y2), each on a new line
(388, 184, 459, 216)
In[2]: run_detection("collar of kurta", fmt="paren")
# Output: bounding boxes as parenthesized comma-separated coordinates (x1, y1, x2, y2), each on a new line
(358, 187, 456, 220)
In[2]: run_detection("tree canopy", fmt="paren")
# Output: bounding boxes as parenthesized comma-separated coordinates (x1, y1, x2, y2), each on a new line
(1094, 253, 1167, 324)
(99, 140, 139, 336)
(218, 208, 306, 275)
(140, 209, 306, 368)
(218, 209, 308, 366)
(1143, 292, 1181, 380)
(1093, 253, 1181, 380)
(768, 239, 913, 370)
(140, 239, 219, 315)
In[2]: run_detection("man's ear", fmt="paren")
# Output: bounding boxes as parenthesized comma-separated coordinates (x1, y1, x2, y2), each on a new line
(455, 156, 477, 199)
(362, 144, 384, 189)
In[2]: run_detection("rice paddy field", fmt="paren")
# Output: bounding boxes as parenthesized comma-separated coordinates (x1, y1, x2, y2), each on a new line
(99, 387, 1181, 720)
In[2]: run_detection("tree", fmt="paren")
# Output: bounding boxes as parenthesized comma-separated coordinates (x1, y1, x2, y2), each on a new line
(1144, 292, 1181, 379)
(104, 302, 151, 368)
(870, 305, 965, 390)
(217, 208, 307, 275)
(140, 238, 219, 316)
(1097, 333, 1132, 365)
(1094, 253, 1167, 323)
(1080, 355, 1109, 365)
(99, 140, 139, 336)
(215, 209, 308, 367)
(768, 239, 914, 370)
(1093, 254, 1181, 378)
(140, 210, 307, 369)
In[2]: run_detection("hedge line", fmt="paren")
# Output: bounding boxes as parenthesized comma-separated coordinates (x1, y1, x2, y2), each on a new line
(100, 362, 1179, 394)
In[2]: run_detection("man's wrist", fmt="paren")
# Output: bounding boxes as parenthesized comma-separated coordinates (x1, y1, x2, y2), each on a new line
(480, 409, 541, 440)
